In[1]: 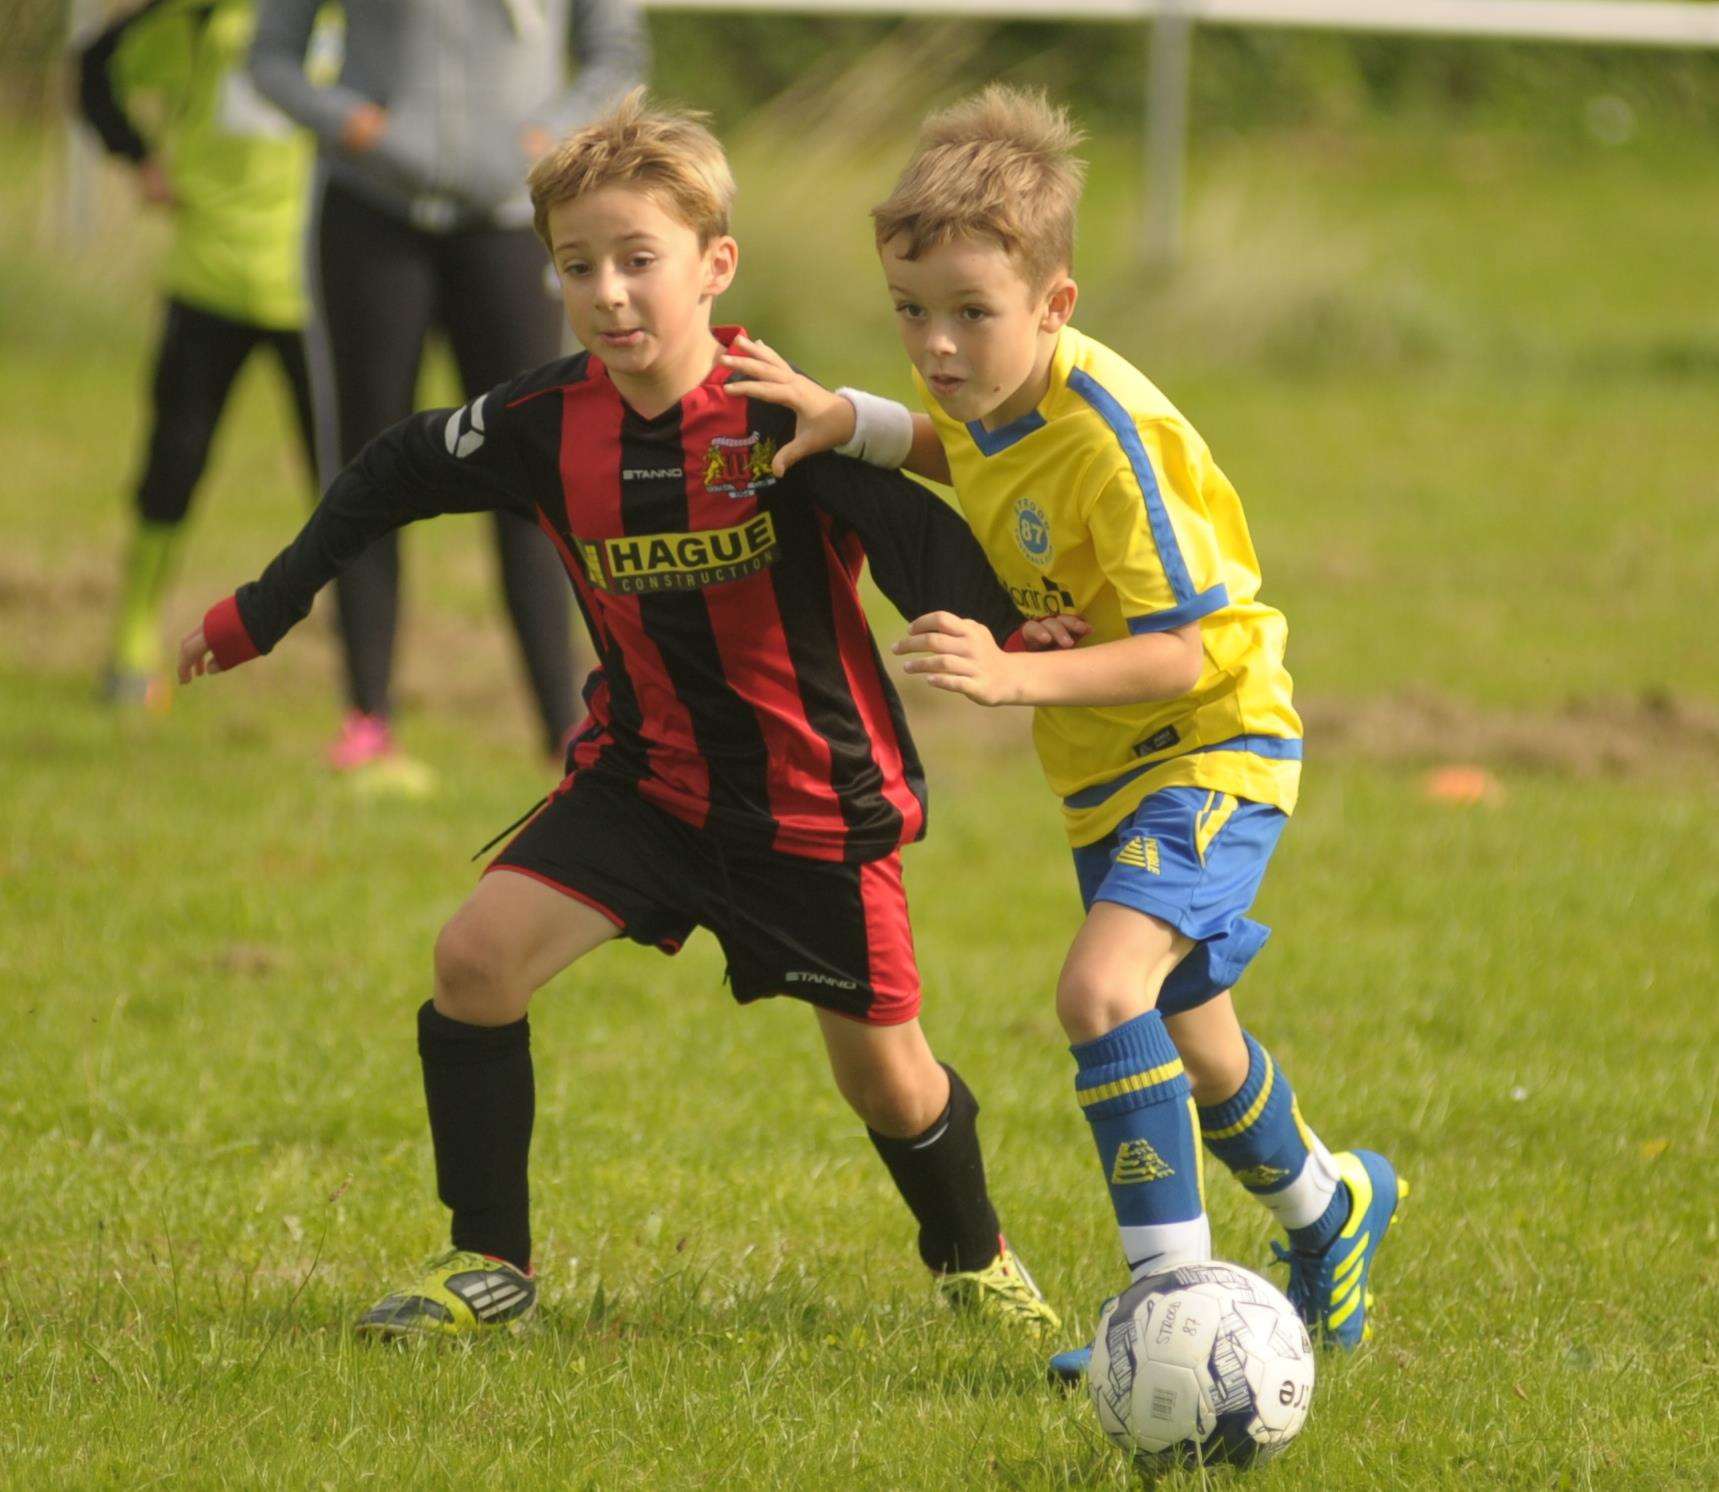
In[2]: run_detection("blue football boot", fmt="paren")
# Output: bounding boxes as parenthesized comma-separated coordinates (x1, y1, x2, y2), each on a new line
(1047, 1291, 1118, 1387)
(1272, 1149, 1406, 1349)
(1048, 1341, 1093, 1387)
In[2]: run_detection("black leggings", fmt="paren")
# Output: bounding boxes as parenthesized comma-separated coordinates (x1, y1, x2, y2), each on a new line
(308, 177, 577, 750)
(136, 298, 315, 526)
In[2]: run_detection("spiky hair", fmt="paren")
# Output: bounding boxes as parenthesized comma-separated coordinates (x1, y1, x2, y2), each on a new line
(872, 85, 1088, 287)
(529, 88, 735, 249)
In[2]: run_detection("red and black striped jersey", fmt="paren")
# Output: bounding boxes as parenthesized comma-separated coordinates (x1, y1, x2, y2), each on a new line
(225, 326, 1026, 862)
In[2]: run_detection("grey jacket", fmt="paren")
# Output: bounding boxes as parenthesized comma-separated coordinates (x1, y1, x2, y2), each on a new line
(251, 0, 648, 231)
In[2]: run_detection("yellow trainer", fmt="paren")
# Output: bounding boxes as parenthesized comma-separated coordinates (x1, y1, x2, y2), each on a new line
(354, 1249, 536, 1340)
(937, 1241, 1061, 1334)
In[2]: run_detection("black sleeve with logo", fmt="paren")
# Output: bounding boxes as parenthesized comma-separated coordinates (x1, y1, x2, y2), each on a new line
(232, 384, 539, 656)
(791, 454, 1024, 646)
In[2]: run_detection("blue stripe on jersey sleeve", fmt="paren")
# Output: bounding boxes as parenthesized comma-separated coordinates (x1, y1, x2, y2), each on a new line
(1125, 584, 1229, 634)
(1067, 367, 1196, 607)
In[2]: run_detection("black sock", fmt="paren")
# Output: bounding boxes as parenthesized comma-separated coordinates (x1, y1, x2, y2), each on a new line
(417, 1001, 535, 1271)
(868, 1064, 1001, 1274)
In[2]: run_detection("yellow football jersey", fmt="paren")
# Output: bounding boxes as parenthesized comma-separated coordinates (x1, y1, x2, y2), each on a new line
(915, 326, 1302, 846)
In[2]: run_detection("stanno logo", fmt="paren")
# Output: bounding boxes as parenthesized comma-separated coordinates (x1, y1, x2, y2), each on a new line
(444, 395, 488, 458)
(577, 512, 780, 595)
(784, 970, 859, 991)
(1233, 1163, 1290, 1189)
(1115, 836, 1161, 875)
(1111, 1138, 1175, 1185)
(1012, 496, 1053, 564)
(702, 433, 778, 497)
(624, 466, 683, 481)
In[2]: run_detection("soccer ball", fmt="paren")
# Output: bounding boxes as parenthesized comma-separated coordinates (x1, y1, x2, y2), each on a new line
(1087, 1261, 1315, 1468)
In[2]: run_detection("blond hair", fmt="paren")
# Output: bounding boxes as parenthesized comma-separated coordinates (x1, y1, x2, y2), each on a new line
(872, 85, 1087, 290)
(529, 89, 736, 249)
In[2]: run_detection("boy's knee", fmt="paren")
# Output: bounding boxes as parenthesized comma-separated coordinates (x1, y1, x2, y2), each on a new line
(1056, 959, 1152, 1045)
(433, 913, 527, 1025)
(841, 1054, 947, 1139)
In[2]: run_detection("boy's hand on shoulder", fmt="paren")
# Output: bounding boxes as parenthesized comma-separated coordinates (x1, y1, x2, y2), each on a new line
(719, 335, 856, 476)
(893, 611, 1025, 708)
(176, 626, 220, 684)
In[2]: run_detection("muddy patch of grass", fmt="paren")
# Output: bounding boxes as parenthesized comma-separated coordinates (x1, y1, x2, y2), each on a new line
(1301, 688, 1719, 779)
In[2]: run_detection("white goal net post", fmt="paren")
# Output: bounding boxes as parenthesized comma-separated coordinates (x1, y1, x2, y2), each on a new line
(641, 0, 1719, 264)
(644, 0, 1719, 46)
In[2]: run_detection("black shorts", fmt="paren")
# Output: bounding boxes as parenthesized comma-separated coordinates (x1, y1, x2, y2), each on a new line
(486, 774, 921, 1024)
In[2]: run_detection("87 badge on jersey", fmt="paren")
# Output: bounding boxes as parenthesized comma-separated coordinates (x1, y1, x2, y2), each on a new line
(1013, 496, 1054, 564)
(703, 433, 778, 498)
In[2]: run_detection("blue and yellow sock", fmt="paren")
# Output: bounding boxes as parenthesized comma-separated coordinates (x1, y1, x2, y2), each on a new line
(1198, 1031, 1347, 1252)
(1072, 1009, 1209, 1278)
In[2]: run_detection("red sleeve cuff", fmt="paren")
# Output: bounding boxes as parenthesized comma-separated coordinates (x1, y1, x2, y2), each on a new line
(1001, 624, 1029, 653)
(203, 594, 260, 670)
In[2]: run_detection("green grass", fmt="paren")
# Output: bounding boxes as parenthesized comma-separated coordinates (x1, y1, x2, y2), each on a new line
(2, 105, 1717, 1488)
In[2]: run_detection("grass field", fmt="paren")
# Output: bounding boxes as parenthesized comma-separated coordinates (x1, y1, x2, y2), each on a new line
(2, 97, 1716, 1489)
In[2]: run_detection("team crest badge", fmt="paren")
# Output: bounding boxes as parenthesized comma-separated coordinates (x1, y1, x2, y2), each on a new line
(1013, 496, 1053, 564)
(703, 433, 778, 498)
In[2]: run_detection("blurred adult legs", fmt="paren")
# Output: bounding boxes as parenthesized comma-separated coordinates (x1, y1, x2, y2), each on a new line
(108, 300, 261, 699)
(438, 224, 578, 755)
(267, 323, 318, 495)
(308, 179, 577, 749)
(310, 181, 435, 722)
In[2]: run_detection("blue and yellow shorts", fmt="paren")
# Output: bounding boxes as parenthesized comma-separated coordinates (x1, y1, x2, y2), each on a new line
(1071, 786, 1286, 1016)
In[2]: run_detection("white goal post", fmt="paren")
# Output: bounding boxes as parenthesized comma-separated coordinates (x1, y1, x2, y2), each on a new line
(642, 0, 1719, 264)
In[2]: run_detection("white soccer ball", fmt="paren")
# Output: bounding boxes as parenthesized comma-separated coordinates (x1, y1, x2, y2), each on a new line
(1087, 1261, 1315, 1468)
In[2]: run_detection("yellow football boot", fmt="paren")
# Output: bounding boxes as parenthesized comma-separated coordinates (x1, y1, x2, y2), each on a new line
(354, 1249, 536, 1340)
(937, 1240, 1062, 1335)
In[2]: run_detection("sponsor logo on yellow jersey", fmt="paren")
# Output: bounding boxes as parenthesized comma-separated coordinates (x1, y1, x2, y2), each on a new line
(1007, 572, 1076, 617)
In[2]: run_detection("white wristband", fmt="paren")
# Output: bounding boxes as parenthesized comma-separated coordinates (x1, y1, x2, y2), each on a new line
(834, 387, 915, 470)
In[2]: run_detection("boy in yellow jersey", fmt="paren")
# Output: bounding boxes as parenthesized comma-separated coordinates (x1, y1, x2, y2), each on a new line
(723, 85, 1404, 1366)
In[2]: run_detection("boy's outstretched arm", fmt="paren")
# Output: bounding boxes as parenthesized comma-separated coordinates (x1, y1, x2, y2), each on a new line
(894, 436, 1224, 708)
(178, 394, 535, 683)
(790, 454, 1086, 657)
(893, 613, 1201, 709)
(721, 335, 950, 485)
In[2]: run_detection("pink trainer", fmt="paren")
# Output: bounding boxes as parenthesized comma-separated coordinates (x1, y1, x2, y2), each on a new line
(326, 711, 394, 771)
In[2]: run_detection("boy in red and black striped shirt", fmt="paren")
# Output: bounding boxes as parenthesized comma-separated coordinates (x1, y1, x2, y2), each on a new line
(179, 91, 1079, 1339)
